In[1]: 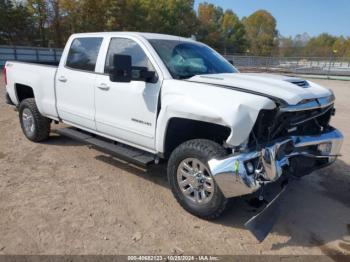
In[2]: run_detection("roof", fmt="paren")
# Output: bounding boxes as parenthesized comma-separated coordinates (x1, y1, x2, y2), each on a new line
(70, 32, 196, 42)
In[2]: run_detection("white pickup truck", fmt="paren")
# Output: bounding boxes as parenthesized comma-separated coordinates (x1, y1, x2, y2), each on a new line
(4, 32, 343, 240)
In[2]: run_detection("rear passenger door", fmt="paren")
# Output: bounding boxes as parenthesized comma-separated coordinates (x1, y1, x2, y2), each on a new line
(56, 37, 103, 130)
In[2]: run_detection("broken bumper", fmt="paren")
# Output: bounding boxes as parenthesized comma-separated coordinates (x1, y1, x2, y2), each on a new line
(208, 128, 343, 198)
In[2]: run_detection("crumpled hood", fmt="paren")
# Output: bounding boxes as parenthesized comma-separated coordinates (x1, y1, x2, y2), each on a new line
(187, 73, 332, 105)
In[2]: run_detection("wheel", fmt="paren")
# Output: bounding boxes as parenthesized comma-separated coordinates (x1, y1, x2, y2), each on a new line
(19, 98, 50, 142)
(167, 139, 228, 219)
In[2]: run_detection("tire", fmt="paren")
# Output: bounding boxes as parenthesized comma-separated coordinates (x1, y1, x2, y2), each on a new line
(19, 98, 50, 142)
(167, 139, 228, 220)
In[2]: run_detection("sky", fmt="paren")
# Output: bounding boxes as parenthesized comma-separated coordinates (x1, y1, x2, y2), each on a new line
(194, 0, 350, 38)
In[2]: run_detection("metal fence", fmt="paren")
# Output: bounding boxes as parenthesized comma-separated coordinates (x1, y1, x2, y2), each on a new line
(0, 45, 63, 68)
(224, 55, 350, 76)
(1, 45, 350, 77)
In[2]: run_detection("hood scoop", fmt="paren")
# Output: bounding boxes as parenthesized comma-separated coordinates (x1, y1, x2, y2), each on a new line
(286, 79, 310, 88)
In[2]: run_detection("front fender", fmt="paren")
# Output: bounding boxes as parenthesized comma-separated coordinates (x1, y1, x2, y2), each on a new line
(155, 80, 276, 153)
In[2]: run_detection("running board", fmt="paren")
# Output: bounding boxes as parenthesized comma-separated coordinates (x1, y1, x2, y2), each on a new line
(56, 127, 155, 166)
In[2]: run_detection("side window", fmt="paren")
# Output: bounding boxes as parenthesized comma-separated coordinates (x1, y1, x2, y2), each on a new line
(105, 38, 155, 73)
(66, 37, 103, 72)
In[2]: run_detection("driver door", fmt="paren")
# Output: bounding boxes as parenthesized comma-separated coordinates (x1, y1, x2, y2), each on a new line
(94, 37, 161, 151)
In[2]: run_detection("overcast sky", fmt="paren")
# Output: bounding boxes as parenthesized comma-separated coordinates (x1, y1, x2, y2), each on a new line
(194, 0, 350, 37)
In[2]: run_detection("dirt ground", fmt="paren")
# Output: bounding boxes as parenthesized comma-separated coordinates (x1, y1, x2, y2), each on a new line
(0, 76, 349, 256)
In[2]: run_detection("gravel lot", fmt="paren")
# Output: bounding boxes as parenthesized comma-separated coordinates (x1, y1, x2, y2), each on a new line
(0, 76, 349, 256)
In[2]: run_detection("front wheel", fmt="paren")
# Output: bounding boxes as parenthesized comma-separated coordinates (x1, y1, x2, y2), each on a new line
(167, 139, 228, 219)
(19, 98, 51, 142)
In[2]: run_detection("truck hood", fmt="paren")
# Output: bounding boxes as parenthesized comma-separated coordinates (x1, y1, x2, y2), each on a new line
(187, 73, 332, 105)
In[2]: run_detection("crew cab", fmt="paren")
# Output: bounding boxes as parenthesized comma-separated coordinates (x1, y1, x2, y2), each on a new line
(3, 32, 343, 241)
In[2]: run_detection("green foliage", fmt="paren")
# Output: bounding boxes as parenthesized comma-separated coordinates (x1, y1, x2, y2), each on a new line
(0, 0, 34, 45)
(197, 2, 223, 48)
(333, 37, 350, 58)
(196, 2, 246, 53)
(243, 10, 278, 56)
(279, 33, 350, 58)
(0, 0, 349, 58)
(303, 33, 337, 57)
(279, 33, 310, 57)
(26, 0, 49, 46)
(220, 10, 247, 53)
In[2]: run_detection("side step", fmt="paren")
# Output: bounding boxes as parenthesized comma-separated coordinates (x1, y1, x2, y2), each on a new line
(56, 127, 155, 166)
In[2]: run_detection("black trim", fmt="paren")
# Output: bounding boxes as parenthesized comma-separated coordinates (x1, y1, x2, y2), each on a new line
(5, 92, 15, 106)
(186, 80, 288, 106)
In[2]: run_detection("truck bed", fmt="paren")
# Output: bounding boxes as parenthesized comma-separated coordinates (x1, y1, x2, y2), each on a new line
(5, 60, 59, 119)
(20, 61, 59, 66)
(7, 60, 59, 67)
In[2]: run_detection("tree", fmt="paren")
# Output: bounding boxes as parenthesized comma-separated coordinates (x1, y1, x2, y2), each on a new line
(106, 0, 147, 31)
(243, 10, 277, 56)
(278, 37, 294, 57)
(59, 0, 82, 35)
(303, 33, 337, 57)
(278, 33, 310, 57)
(197, 2, 223, 49)
(0, 0, 34, 45)
(332, 36, 350, 58)
(0, 0, 13, 44)
(80, 0, 110, 32)
(106, 0, 197, 37)
(0, 0, 349, 58)
(220, 9, 247, 54)
(46, 0, 63, 47)
(147, 0, 197, 36)
(26, 0, 49, 46)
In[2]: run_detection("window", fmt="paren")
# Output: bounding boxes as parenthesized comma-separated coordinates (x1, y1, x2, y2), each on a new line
(66, 37, 103, 72)
(105, 38, 155, 73)
(149, 39, 237, 79)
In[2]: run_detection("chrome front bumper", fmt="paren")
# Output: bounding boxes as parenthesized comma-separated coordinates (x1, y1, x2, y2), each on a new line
(208, 128, 343, 198)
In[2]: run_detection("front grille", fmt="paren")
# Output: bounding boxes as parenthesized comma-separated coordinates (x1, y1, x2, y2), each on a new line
(250, 105, 333, 146)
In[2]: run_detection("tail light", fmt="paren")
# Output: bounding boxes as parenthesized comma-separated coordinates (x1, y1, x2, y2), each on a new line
(2, 66, 7, 85)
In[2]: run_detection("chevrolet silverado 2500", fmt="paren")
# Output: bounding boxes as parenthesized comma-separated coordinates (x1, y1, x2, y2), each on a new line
(3, 32, 343, 239)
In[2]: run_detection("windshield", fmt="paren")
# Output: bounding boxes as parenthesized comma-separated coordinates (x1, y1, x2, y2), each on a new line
(149, 39, 238, 79)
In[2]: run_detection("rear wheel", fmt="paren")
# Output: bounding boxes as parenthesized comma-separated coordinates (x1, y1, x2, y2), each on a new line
(167, 139, 228, 219)
(19, 98, 50, 142)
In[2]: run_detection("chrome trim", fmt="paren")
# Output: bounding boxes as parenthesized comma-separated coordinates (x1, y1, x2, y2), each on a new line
(280, 94, 335, 112)
(208, 128, 343, 198)
(285, 152, 341, 159)
(261, 139, 292, 181)
(208, 151, 261, 198)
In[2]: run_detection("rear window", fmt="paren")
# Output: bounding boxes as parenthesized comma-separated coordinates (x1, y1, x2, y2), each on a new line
(66, 37, 103, 72)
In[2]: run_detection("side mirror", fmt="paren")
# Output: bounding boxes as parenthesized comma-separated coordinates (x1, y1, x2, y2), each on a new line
(109, 54, 157, 83)
(109, 54, 132, 82)
(227, 59, 234, 65)
(132, 67, 157, 83)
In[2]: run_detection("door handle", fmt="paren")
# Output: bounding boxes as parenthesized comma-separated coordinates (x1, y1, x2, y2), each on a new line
(58, 76, 67, 83)
(97, 83, 110, 91)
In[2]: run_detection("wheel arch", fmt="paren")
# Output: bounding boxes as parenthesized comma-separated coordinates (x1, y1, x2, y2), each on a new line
(161, 117, 231, 158)
(15, 83, 35, 103)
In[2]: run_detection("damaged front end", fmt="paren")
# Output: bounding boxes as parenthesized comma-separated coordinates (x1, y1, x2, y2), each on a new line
(208, 95, 343, 241)
(209, 128, 343, 198)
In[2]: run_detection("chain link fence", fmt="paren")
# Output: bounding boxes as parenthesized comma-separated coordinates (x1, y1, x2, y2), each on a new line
(1, 45, 350, 77)
(0, 45, 63, 68)
(223, 54, 350, 76)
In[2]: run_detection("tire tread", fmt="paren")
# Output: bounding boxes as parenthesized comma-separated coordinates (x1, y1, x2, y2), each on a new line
(167, 139, 228, 220)
(19, 98, 50, 142)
